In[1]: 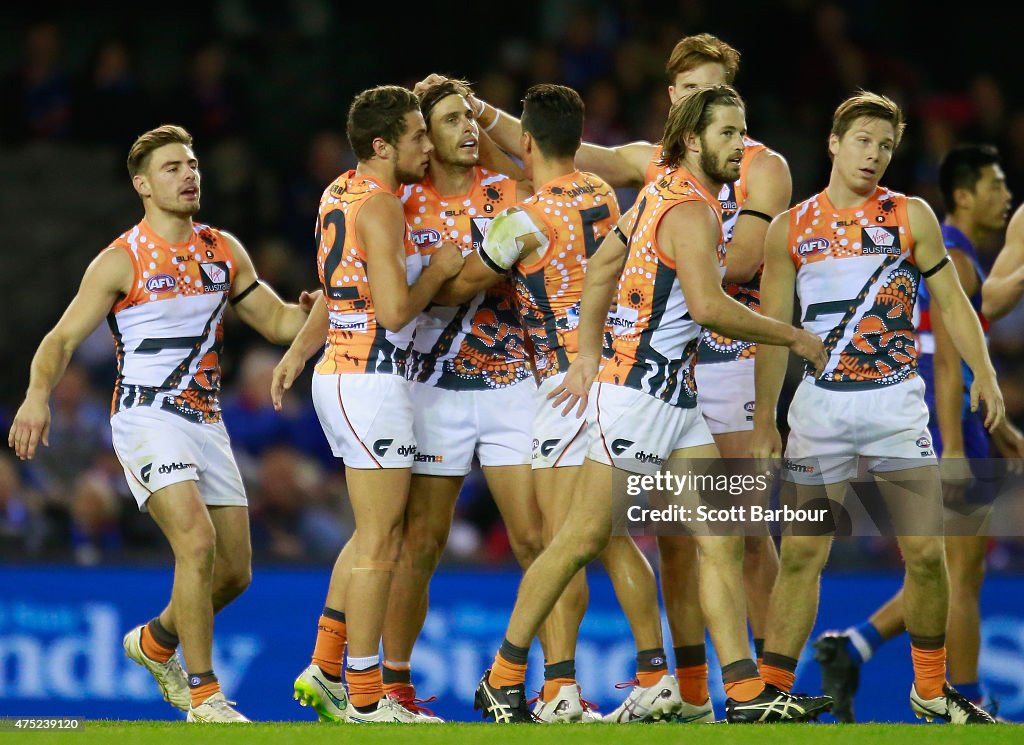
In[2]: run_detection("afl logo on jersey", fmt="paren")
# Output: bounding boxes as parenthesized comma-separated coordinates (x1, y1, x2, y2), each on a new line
(145, 274, 177, 293)
(797, 237, 830, 257)
(411, 228, 441, 248)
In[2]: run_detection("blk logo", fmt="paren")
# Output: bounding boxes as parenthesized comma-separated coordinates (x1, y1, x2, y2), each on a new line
(373, 439, 394, 457)
(611, 439, 634, 456)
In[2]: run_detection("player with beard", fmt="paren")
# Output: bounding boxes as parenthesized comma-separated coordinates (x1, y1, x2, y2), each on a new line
(473, 86, 830, 725)
(752, 92, 1001, 724)
(9, 124, 320, 723)
(457, 35, 789, 716)
(271, 85, 463, 723)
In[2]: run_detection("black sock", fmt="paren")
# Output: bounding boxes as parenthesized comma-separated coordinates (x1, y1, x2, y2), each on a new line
(636, 647, 668, 672)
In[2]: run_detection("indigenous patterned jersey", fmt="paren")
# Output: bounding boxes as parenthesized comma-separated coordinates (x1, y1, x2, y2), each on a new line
(400, 168, 530, 390)
(482, 171, 619, 380)
(598, 167, 725, 408)
(314, 170, 422, 377)
(108, 220, 237, 424)
(788, 186, 919, 389)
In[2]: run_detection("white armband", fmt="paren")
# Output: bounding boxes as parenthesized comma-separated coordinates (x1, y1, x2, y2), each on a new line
(479, 208, 549, 273)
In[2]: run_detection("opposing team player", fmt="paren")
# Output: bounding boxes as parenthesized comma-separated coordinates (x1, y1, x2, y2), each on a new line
(8, 124, 319, 723)
(815, 144, 1021, 720)
(473, 85, 830, 724)
(472, 34, 788, 710)
(752, 93, 1002, 724)
(271, 85, 462, 723)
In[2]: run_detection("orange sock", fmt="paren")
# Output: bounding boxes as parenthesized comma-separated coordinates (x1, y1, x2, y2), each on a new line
(140, 626, 175, 663)
(542, 677, 575, 701)
(347, 667, 383, 709)
(761, 664, 795, 692)
(636, 669, 666, 688)
(382, 661, 412, 696)
(489, 652, 527, 688)
(190, 681, 221, 708)
(724, 677, 765, 702)
(676, 664, 709, 705)
(911, 644, 947, 700)
(311, 614, 347, 679)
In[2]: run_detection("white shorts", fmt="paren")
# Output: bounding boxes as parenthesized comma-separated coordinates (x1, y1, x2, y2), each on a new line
(585, 382, 714, 475)
(110, 407, 247, 511)
(784, 376, 937, 485)
(533, 372, 589, 469)
(695, 358, 756, 435)
(409, 378, 535, 475)
(313, 373, 415, 470)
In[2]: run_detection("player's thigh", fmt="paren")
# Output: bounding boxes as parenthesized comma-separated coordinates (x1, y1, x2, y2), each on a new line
(146, 479, 215, 555)
(345, 465, 412, 543)
(404, 473, 462, 553)
(485, 463, 542, 548)
(534, 465, 582, 539)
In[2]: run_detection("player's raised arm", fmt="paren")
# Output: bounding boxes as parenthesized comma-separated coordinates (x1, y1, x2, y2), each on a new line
(911, 197, 1004, 431)
(9, 247, 132, 459)
(575, 141, 656, 189)
(982, 204, 1024, 320)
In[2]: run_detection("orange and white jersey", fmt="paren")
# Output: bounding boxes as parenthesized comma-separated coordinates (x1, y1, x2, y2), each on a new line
(491, 171, 620, 380)
(598, 167, 725, 408)
(108, 220, 237, 424)
(788, 186, 919, 389)
(399, 168, 530, 390)
(315, 170, 422, 376)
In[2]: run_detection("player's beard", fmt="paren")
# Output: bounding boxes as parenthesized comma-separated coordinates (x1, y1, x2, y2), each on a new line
(699, 145, 739, 185)
(395, 158, 427, 185)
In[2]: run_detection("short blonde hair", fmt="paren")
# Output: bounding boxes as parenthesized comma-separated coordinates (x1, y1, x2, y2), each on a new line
(127, 125, 193, 176)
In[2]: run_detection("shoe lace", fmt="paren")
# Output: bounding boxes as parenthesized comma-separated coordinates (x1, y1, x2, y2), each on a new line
(614, 678, 640, 690)
(387, 690, 437, 717)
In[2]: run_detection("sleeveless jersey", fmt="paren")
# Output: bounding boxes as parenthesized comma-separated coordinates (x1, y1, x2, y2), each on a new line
(108, 220, 237, 424)
(314, 170, 422, 377)
(599, 168, 725, 408)
(915, 223, 989, 412)
(400, 168, 530, 390)
(788, 186, 919, 389)
(505, 171, 620, 380)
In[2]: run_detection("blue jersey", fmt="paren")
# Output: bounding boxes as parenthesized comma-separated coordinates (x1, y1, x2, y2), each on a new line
(915, 224, 989, 457)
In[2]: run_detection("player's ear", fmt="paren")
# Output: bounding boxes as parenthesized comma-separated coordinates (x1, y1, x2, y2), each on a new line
(828, 133, 840, 160)
(684, 130, 700, 154)
(132, 174, 149, 198)
(372, 136, 391, 161)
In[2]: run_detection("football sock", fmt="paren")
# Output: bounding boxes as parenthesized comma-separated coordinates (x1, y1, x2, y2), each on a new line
(489, 640, 529, 688)
(761, 652, 798, 692)
(910, 635, 947, 700)
(347, 656, 383, 710)
(674, 645, 708, 705)
(141, 618, 177, 663)
(382, 660, 412, 695)
(188, 671, 220, 708)
(312, 607, 347, 680)
(845, 621, 884, 665)
(542, 659, 576, 702)
(722, 659, 764, 702)
(636, 647, 668, 688)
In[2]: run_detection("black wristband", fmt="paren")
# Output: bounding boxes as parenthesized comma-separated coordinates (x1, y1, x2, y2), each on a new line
(229, 280, 261, 306)
(612, 225, 628, 244)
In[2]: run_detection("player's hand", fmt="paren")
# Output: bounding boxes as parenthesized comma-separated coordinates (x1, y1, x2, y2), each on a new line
(298, 289, 323, 313)
(789, 330, 827, 377)
(749, 421, 782, 473)
(414, 73, 449, 99)
(430, 243, 465, 279)
(547, 354, 599, 418)
(938, 449, 972, 504)
(8, 394, 51, 460)
(271, 351, 305, 412)
(992, 419, 1024, 474)
(971, 372, 1005, 432)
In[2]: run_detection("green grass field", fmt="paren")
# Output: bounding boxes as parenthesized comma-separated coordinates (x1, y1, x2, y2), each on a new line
(14, 721, 1023, 744)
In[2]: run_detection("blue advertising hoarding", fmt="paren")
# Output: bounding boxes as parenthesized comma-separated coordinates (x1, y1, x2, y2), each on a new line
(1, 566, 1021, 722)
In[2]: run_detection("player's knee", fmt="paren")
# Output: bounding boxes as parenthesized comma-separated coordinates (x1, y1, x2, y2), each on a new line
(903, 537, 946, 579)
(356, 522, 405, 562)
(573, 525, 610, 567)
(213, 562, 252, 608)
(779, 536, 829, 573)
(508, 526, 545, 568)
(174, 524, 217, 569)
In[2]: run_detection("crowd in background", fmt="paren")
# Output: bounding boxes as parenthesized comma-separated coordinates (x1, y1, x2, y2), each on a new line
(3, 1, 1024, 568)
